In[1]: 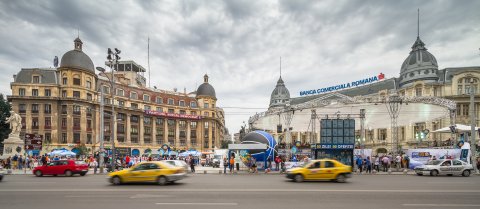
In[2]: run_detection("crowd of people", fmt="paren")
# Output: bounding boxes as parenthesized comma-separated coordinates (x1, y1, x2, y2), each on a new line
(354, 154, 411, 173)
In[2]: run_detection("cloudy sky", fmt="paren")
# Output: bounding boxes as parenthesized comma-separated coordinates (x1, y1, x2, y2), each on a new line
(0, 0, 479, 135)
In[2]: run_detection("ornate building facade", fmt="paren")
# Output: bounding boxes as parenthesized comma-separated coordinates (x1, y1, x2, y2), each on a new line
(255, 33, 479, 155)
(8, 37, 225, 155)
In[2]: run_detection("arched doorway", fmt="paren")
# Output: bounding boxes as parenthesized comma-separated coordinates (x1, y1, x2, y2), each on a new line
(376, 148, 387, 155)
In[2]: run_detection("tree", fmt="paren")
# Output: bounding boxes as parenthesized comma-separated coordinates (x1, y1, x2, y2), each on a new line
(220, 139, 232, 149)
(75, 143, 89, 157)
(0, 94, 12, 155)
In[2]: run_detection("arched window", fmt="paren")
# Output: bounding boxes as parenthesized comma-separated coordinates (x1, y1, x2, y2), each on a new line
(73, 74, 81, 85)
(62, 73, 68, 85)
(458, 77, 478, 95)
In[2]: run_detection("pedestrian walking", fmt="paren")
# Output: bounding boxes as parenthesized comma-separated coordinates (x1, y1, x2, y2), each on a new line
(382, 156, 389, 172)
(229, 155, 235, 173)
(356, 157, 363, 173)
(366, 156, 372, 174)
(275, 156, 281, 171)
(374, 156, 380, 172)
(189, 155, 195, 173)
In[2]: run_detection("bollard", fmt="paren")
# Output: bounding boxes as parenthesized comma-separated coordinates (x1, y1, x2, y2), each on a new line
(388, 168, 392, 174)
(204, 170, 207, 174)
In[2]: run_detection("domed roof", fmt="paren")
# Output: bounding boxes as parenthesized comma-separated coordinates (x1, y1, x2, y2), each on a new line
(60, 38, 95, 73)
(196, 74, 216, 98)
(269, 76, 290, 108)
(398, 37, 439, 87)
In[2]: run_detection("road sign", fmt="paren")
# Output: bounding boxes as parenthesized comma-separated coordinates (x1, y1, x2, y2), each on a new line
(24, 134, 43, 150)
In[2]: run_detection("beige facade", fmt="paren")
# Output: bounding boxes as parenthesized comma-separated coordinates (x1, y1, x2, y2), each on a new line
(7, 38, 225, 156)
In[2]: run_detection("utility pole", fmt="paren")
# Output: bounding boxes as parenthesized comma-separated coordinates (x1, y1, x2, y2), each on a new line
(99, 88, 104, 173)
(470, 81, 478, 173)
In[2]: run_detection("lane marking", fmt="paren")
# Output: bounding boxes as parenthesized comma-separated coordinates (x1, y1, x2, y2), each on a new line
(65, 195, 124, 198)
(403, 204, 480, 207)
(155, 203, 238, 206)
(1, 189, 480, 193)
(130, 194, 170, 198)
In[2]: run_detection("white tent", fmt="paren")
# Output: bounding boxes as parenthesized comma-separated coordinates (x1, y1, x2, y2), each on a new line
(432, 124, 479, 133)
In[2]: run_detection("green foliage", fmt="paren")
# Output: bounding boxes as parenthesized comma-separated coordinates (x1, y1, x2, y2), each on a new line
(75, 143, 89, 156)
(220, 139, 232, 149)
(0, 94, 12, 144)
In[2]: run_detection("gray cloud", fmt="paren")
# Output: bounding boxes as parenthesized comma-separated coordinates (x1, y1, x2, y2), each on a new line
(0, 0, 479, 135)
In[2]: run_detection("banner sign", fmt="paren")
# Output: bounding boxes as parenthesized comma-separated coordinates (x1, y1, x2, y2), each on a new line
(24, 134, 43, 150)
(299, 73, 385, 96)
(313, 144, 354, 149)
(144, 110, 202, 120)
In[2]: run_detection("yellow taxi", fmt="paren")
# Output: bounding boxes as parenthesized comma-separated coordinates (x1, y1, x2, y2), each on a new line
(108, 161, 186, 185)
(286, 159, 352, 183)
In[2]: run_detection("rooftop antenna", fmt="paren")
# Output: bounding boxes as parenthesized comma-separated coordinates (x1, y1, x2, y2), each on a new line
(417, 9, 420, 38)
(148, 36, 151, 88)
(280, 56, 282, 78)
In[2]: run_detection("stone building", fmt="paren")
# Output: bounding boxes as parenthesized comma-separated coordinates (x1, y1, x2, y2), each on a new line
(8, 37, 225, 156)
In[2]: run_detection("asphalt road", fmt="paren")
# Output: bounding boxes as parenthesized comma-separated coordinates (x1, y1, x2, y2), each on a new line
(1, 173, 480, 209)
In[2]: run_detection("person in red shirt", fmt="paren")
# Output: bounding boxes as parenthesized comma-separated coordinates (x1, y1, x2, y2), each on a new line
(125, 155, 131, 168)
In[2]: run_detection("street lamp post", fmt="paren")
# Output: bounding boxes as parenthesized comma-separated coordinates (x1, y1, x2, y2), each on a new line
(469, 81, 478, 174)
(96, 47, 121, 171)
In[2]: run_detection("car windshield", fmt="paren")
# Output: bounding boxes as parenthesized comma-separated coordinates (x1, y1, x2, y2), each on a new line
(426, 160, 442, 165)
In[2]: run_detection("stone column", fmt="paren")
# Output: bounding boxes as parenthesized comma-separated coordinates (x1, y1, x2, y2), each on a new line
(186, 121, 191, 148)
(139, 115, 144, 146)
(126, 113, 131, 144)
(175, 119, 180, 147)
(152, 117, 157, 147)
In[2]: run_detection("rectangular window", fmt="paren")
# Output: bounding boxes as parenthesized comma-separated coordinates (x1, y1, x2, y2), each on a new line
(204, 112, 209, 117)
(180, 110, 186, 115)
(32, 117, 39, 129)
(43, 89, 51, 97)
(144, 137, 151, 144)
(190, 130, 197, 138)
(61, 105, 67, 114)
(131, 103, 138, 109)
(117, 136, 124, 143)
(61, 133, 67, 143)
(116, 89, 124, 96)
(87, 134, 92, 144)
(45, 133, 51, 143)
(131, 137, 138, 144)
(86, 107, 92, 116)
(118, 100, 124, 107)
(31, 104, 39, 113)
(180, 130, 186, 138)
(86, 81, 91, 89)
(131, 125, 138, 135)
(179, 120, 186, 128)
(379, 129, 387, 140)
(44, 117, 51, 129)
(44, 104, 51, 114)
(156, 97, 163, 104)
(117, 123, 125, 134)
(204, 103, 209, 108)
(143, 94, 150, 102)
(168, 109, 174, 113)
(32, 76, 40, 83)
(102, 86, 110, 94)
(73, 118, 80, 130)
(168, 98, 174, 105)
(167, 119, 175, 126)
(62, 90, 67, 98)
(144, 117, 151, 125)
(73, 78, 81, 85)
(156, 129, 164, 144)
(117, 113, 125, 122)
(190, 121, 197, 129)
(145, 127, 151, 135)
(74, 133, 80, 143)
(191, 111, 197, 116)
(190, 102, 197, 108)
(73, 105, 81, 115)
(87, 93, 92, 101)
(19, 104, 26, 113)
(156, 118, 164, 125)
(144, 105, 151, 110)
(168, 129, 175, 138)
(191, 139, 197, 146)
(179, 100, 185, 106)
(61, 118, 67, 128)
(131, 115, 139, 123)
(87, 119, 92, 130)
(130, 91, 137, 100)
(62, 77, 68, 85)
(73, 91, 80, 98)
(19, 88, 25, 96)
(156, 107, 163, 112)
(32, 89, 39, 97)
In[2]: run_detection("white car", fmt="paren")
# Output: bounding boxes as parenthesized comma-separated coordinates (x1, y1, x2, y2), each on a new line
(0, 166, 4, 181)
(414, 159, 474, 177)
(163, 160, 190, 173)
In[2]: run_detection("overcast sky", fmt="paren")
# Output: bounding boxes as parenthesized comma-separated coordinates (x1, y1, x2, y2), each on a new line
(0, 0, 479, 135)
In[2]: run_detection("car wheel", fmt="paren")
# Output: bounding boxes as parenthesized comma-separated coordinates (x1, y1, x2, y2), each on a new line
(80, 173, 86, 176)
(430, 170, 438, 176)
(336, 174, 346, 183)
(157, 176, 167, 185)
(294, 174, 304, 183)
(112, 176, 122, 185)
(35, 170, 43, 177)
(65, 170, 73, 177)
(462, 170, 471, 177)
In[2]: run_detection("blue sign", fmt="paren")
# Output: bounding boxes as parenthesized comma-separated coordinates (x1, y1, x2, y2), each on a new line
(299, 73, 385, 96)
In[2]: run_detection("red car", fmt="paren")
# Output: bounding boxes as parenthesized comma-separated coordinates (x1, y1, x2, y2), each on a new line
(33, 160, 89, 177)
